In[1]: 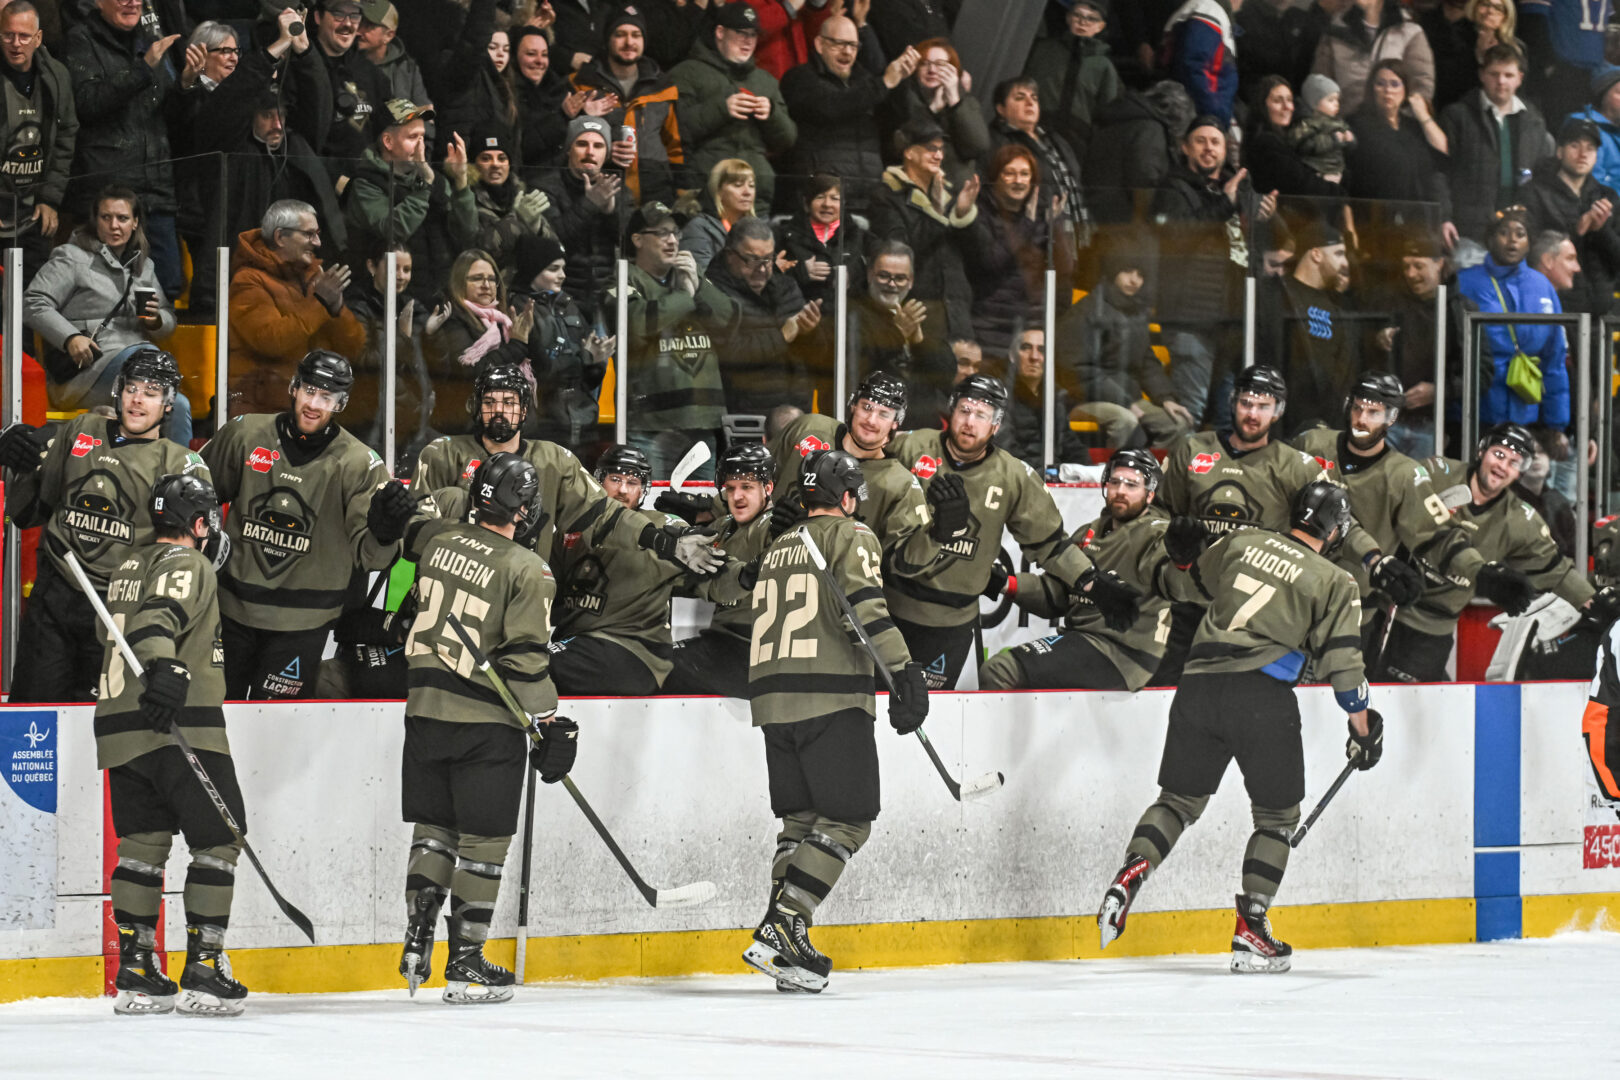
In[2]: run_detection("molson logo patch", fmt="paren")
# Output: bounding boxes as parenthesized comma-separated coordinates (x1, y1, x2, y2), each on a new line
(795, 435, 831, 457)
(1189, 452, 1220, 474)
(461, 458, 482, 480)
(247, 447, 281, 473)
(70, 432, 101, 457)
(913, 455, 941, 479)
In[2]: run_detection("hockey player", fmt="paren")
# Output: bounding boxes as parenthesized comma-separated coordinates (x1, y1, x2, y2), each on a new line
(396, 453, 574, 1004)
(664, 442, 779, 697)
(1379, 423, 1620, 682)
(887, 374, 1142, 689)
(743, 449, 930, 993)
(980, 449, 1174, 691)
(1582, 614, 1620, 818)
(1098, 482, 1383, 973)
(95, 474, 249, 1016)
(202, 350, 402, 698)
(0, 347, 210, 702)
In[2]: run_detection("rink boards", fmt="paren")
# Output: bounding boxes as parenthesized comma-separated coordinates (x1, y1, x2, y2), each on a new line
(2, 682, 1618, 1001)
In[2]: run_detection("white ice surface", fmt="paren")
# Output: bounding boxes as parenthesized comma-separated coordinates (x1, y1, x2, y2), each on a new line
(5, 934, 1619, 1079)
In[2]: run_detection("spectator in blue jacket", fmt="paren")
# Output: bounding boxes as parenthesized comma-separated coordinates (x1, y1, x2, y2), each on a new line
(1564, 66, 1620, 194)
(1455, 206, 1570, 440)
(1163, 0, 1240, 125)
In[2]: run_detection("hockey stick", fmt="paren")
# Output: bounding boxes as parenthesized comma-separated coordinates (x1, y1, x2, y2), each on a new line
(1289, 750, 1361, 848)
(514, 766, 537, 983)
(794, 526, 1004, 802)
(669, 440, 711, 493)
(1364, 601, 1398, 678)
(444, 614, 718, 909)
(64, 552, 317, 943)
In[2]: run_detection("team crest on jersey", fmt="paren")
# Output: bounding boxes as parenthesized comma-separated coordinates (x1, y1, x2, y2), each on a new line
(1189, 451, 1221, 474)
(1194, 480, 1262, 535)
(795, 435, 831, 457)
(242, 486, 315, 577)
(462, 458, 482, 481)
(247, 447, 281, 473)
(69, 432, 102, 458)
(913, 455, 941, 479)
(61, 470, 135, 556)
(562, 554, 607, 614)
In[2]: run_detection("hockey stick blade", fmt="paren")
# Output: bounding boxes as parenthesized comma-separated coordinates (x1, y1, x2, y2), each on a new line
(669, 441, 711, 493)
(654, 880, 719, 908)
(956, 770, 1006, 801)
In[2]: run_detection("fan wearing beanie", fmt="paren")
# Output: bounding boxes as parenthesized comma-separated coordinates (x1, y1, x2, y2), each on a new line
(1288, 74, 1356, 183)
(468, 125, 557, 269)
(510, 233, 615, 447)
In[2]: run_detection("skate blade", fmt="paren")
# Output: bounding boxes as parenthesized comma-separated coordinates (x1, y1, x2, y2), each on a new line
(775, 979, 821, 994)
(1229, 950, 1291, 974)
(1098, 896, 1126, 950)
(742, 941, 828, 993)
(176, 989, 246, 1016)
(443, 980, 514, 1005)
(401, 951, 426, 997)
(113, 990, 176, 1015)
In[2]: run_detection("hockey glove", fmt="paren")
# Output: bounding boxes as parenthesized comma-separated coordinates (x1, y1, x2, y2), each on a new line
(768, 500, 803, 540)
(1476, 562, 1534, 615)
(737, 554, 764, 592)
(982, 562, 1013, 600)
(1163, 515, 1208, 568)
(654, 490, 716, 527)
(0, 422, 48, 473)
(888, 661, 930, 735)
(367, 480, 416, 545)
(529, 716, 579, 783)
(1078, 568, 1143, 632)
(639, 522, 724, 575)
(1346, 708, 1384, 771)
(926, 473, 970, 542)
(140, 658, 191, 734)
(1587, 585, 1620, 627)
(1369, 555, 1423, 606)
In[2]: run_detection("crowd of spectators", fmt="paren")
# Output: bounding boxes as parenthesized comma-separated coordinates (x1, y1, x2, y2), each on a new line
(4, 0, 1620, 486)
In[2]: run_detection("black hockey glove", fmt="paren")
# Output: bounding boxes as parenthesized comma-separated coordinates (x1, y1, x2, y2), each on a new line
(1369, 555, 1423, 606)
(1587, 585, 1620, 627)
(1077, 568, 1142, 632)
(888, 661, 930, 735)
(654, 490, 716, 526)
(737, 554, 764, 592)
(336, 587, 418, 648)
(768, 500, 803, 540)
(140, 658, 191, 734)
(0, 423, 48, 473)
(639, 522, 724, 575)
(529, 716, 579, 783)
(926, 473, 970, 542)
(982, 562, 1011, 600)
(1163, 516, 1208, 568)
(367, 480, 416, 545)
(1475, 562, 1534, 615)
(1346, 708, 1384, 771)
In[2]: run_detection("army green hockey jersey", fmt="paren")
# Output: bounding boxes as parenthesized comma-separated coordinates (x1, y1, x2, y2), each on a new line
(402, 517, 558, 728)
(1291, 428, 1483, 599)
(203, 414, 395, 631)
(1011, 505, 1174, 691)
(94, 543, 228, 770)
(685, 510, 774, 642)
(768, 413, 937, 575)
(1164, 528, 1366, 699)
(886, 430, 1094, 628)
(748, 514, 911, 726)
(1396, 457, 1595, 635)
(1161, 430, 1380, 565)
(11, 412, 211, 589)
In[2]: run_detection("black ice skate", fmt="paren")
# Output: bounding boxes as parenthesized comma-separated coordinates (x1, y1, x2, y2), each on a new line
(178, 924, 248, 1016)
(112, 924, 177, 1016)
(442, 924, 515, 1005)
(400, 888, 447, 997)
(1098, 855, 1151, 949)
(743, 892, 831, 993)
(1230, 894, 1292, 974)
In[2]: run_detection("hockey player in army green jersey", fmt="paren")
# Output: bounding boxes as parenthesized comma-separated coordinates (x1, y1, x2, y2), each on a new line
(202, 351, 399, 698)
(0, 347, 210, 702)
(1099, 482, 1384, 974)
(742, 450, 930, 993)
(396, 453, 576, 1005)
(981, 449, 1175, 691)
(93, 474, 250, 1017)
(887, 374, 1142, 689)
(1379, 423, 1619, 682)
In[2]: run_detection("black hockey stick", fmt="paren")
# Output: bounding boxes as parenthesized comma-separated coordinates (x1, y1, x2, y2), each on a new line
(64, 552, 317, 943)
(444, 614, 718, 908)
(794, 526, 1004, 802)
(514, 766, 537, 983)
(1289, 750, 1361, 848)
(1364, 601, 1399, 678)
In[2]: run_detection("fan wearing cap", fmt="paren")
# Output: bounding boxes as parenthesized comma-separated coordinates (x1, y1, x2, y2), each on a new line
(511, 233, 614, 447)
(467, 126, 556, 267)
(356, 0, 435, 150)
(568, 6, 685, 207)
(535, 114, 625, 301)
(1023, 0, 1122, 156)
(344, 97, 476, 303)
(1524, 116, 1620, 314)
(670, 0, 797, 211)
(1251, 215, 1359, 434)
(1566, 66, 1620, 193)
(307, 0, 395, 162)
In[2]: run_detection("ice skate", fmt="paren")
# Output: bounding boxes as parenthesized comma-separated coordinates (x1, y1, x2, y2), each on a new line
(177, 925, 248, 1016)
(442, 925, 515, 1005)
(112, 924, 177, 1016)
(400, 888, 446, 997)
(1098, 855, 1150, 949)
(1230, 894, 1292, 973)
(743, 893, 831, 993)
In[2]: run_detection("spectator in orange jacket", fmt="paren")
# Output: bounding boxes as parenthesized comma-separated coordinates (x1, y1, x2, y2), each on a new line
(227, 199, 366, 414)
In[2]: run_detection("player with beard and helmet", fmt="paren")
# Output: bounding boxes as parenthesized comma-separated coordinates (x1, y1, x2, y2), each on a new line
(1378, 423, 1620, 682)
(887, 375, 1143, 690)
(1155, 364, 1421, 684)
(981, 449, 1176, 691)
(0, 346, 212, 702)
(202, 350, 400, 699)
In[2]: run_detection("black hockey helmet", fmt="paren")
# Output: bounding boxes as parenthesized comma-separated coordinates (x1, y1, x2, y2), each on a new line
(718, 441, 775, 485)
(1231, 364, 1288, 417)
(468, 363, 533, 443)
(1476, 422, 1537, 467)
(594, 443, 652, 507)
(290, 349, 353, 410)
(1345, 369, 1404, 422)
(1291, 480, 1353, 558)
(471, 452, 540, 527)
(849, 370, 909, 427)
(800, 448, 868, 511)
(1102, 447, 1162, 494)
(949, 374, 1009, 424)
(113, 345, 181, 408)
(150, 472, 229, 569)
